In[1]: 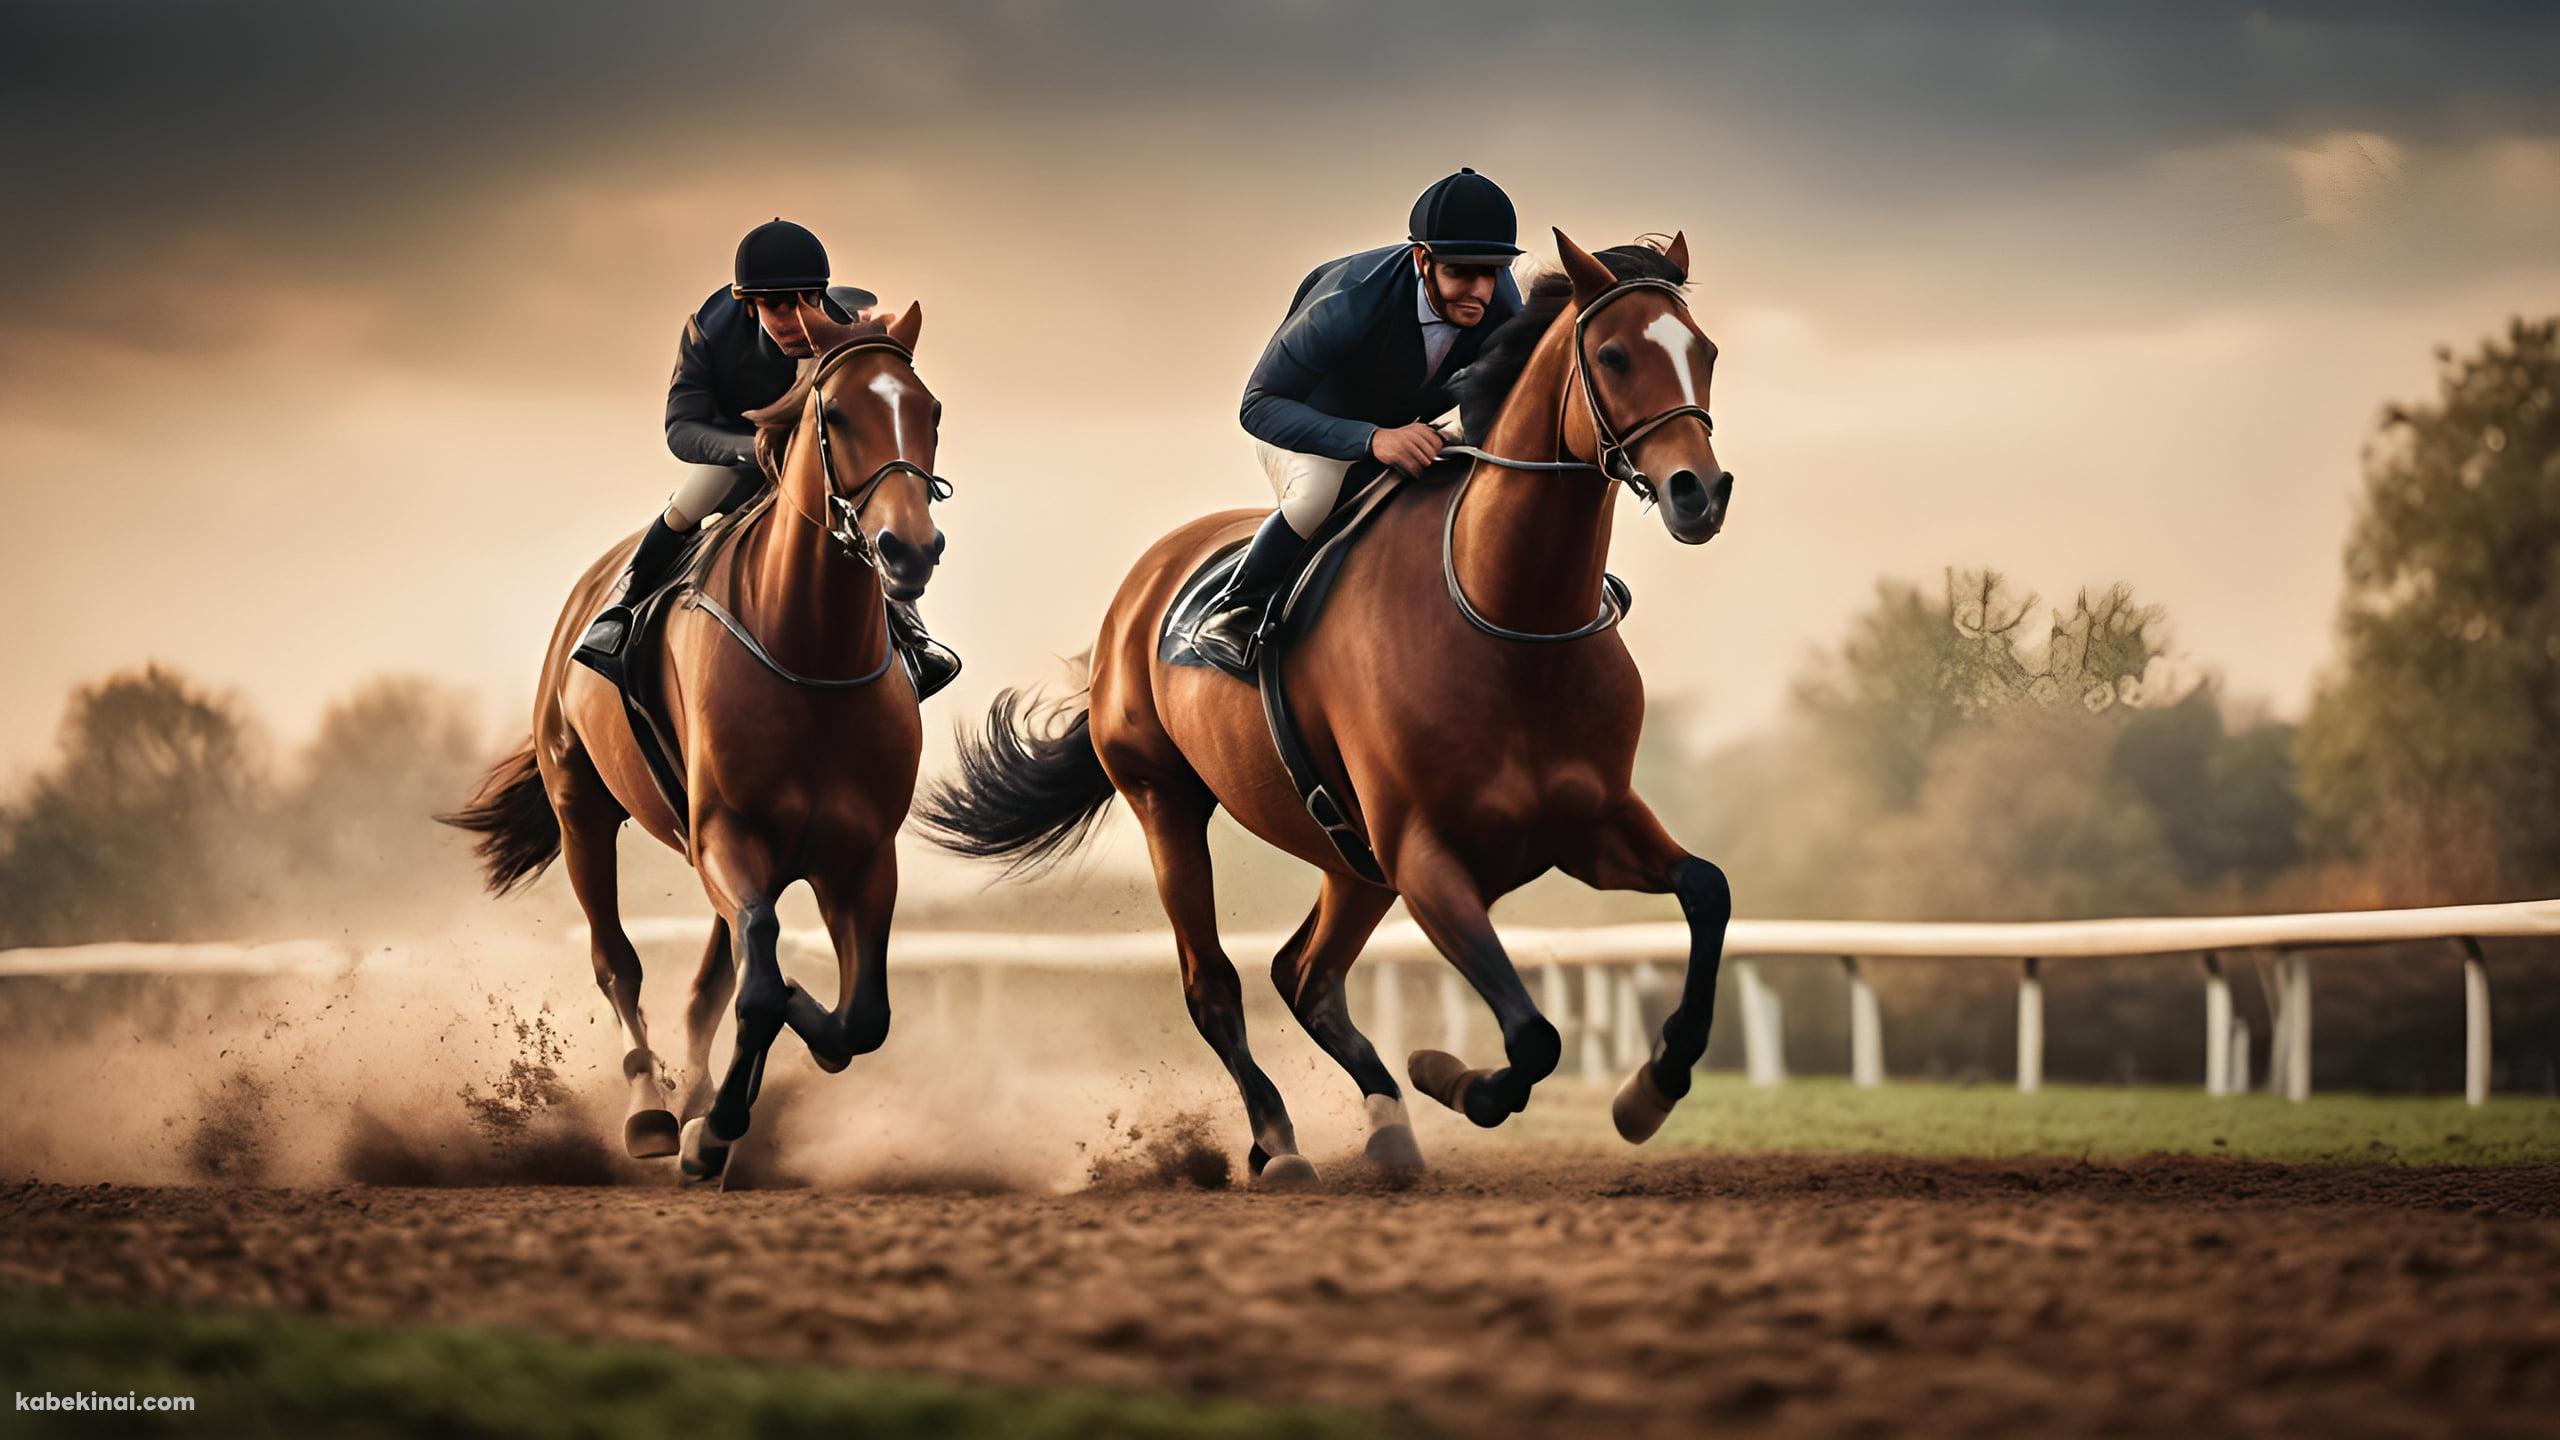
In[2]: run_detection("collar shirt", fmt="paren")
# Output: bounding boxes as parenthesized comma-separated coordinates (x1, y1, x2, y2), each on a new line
(1415, 264, 1462, 382)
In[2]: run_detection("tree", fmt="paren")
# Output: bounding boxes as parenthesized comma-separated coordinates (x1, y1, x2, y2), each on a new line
(0, 665, 269, 945)
(2297, 318, 2560, 902)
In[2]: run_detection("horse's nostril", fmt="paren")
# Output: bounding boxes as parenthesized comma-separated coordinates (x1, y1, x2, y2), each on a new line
(1665, 469, 1710, 516)
(927, 531, 947, 562)
(1711, 471, 1735, 508)
(876, 530, 915, 564)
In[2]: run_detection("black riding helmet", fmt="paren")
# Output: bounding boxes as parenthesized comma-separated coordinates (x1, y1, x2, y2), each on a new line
(1408, 168, 1522, 261)
(731, 218, 878, 321)
(733, 218, 830, 297)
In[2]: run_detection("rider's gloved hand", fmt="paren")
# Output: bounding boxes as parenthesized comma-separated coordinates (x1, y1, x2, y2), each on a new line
(1370, 422, 1447, 476)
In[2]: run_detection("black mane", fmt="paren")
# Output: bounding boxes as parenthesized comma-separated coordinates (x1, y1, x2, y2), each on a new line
(1451, 241, 1689, 442)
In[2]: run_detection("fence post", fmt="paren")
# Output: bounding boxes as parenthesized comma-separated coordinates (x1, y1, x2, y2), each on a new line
(2281, 952, 2312, 1102)
(2458, 937, 2490, 1107)
(1373, 960, 1406, 1067)
(1735, 959, 1785, 1086)
(1842, 956, 1884, 1088)
(2016, 957, 2044, 1095)
(1439, 969, 1470, 1054)
(1536, 963, 1576, 1076)
(2230, 1017, 2252, 1095)
(2202, 952, 2232, 1097)
(1616, 963, 1656, 1069)
(1581, 965, 1612, 1081)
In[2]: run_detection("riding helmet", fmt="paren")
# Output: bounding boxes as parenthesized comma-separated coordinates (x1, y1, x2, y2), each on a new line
(1408, 168, 1522, 261)
(732, 218, 830, 297)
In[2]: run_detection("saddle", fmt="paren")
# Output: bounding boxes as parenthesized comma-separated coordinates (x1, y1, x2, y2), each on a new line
(1158, 456, 1639, 884)
(606, 493, 774, 845)
(1157, 461, 1432, 884)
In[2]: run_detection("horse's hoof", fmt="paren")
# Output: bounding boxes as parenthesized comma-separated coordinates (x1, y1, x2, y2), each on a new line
(1406, 1049, 1474, 1113)
(624, 1108, 681, 1159)
(1612, 1062, 1677, 1145)
(1365, 1123, 1425, 1174)
(1255, 1154, 1319, 1190)
(679, 1116, 730, 1181)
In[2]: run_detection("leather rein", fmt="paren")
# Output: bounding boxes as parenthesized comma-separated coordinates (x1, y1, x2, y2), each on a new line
(705, 335, 952, 689)
(1438, 276, 1711, 643)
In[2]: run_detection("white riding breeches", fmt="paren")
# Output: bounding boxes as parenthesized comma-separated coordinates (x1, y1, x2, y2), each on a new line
(1256, 441, 1355, 539)
(665, 462, 749, 531)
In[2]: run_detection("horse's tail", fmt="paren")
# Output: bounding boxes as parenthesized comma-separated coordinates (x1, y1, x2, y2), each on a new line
(436, 740, 562, 895)
(915, 685, 1116, 877)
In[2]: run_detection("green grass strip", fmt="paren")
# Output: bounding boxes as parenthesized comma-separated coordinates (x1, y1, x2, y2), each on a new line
(0, 1286, 1412, 1440)
(1517, 1075, 2560, 1165)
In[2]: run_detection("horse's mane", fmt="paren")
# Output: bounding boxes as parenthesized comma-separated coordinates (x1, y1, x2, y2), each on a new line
(1450, 239, 1689, 442)
(741, 321, 893, 481)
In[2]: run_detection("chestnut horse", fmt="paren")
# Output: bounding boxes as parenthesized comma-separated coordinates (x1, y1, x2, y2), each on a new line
(921, 232, 1733, 1185)
(442, 306, 947, 1180)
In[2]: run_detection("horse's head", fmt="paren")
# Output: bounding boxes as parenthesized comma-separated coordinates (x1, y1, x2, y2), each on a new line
(778, 303, 949, 601)
(1554, 229, 1732, 545)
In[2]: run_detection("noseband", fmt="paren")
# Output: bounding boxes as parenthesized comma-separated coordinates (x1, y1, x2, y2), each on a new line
(793, 336, 955, 568)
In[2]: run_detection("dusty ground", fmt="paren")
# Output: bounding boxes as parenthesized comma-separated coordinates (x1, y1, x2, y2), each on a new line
(5, 1152, 2557, 1439)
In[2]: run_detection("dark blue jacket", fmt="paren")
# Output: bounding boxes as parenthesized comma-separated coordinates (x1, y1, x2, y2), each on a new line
(664, 286, 799, 469)
(1240, 245, 1523, 461)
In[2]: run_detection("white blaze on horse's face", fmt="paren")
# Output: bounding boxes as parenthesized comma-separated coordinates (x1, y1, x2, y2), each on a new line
(867, 371, 911, 456)
(1642, 310, 1704, 407)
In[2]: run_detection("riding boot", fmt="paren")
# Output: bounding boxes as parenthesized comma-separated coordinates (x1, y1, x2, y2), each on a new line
(887, 600, 962, 700)
(571, 516, 692, 683)
(1189, 509, 1308, 676)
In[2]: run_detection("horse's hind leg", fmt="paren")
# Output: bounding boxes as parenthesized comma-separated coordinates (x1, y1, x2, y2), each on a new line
(1270, 875, 1417, 1171)
(676, 917, 732, 1179)
(1558, 797, 1731, 1144)
(1127, 778, 1313, 1188)
(1396, 837, 1562, 1130)
(550, 751, 679, 1159)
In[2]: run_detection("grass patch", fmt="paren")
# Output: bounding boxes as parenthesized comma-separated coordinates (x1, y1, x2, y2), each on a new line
(0, 1286, 1411, 1440)
(1516, 1074, 2560, 1165)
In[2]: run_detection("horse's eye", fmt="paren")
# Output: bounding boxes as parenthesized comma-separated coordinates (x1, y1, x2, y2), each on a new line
(1598, 344, 1630, 373)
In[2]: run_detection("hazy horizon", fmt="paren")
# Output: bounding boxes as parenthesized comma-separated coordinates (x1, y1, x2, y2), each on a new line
(5, 1, 2556, 789)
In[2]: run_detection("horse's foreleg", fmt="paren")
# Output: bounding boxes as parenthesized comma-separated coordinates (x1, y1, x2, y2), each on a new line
(1270, 875, 1417, 1171)
(1128, 779, 1313, 1188)
(1396, 838, 1560, 1129)
(1559, 797, 1731, 1143)
(789, 846, 896, 1073)
(551, 755, 678, 1159)
(688, 826, 789, 1147)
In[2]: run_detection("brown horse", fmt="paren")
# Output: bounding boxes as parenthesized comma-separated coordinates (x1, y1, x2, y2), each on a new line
(442, 306, 947, 1180)
(921, 232, 1733, 1185)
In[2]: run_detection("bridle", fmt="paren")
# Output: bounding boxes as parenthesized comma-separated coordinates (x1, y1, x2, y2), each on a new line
(1439, 276, 1715, 643)
(687, 334, 953, 691)
(787, 336, 955, 569)
(1445, 276, 1714, 504)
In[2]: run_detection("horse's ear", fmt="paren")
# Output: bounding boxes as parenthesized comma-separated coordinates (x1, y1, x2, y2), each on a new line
(887, 300, 923, 352)
(1663, 230, 1690, 280)
(1553, 229, 1615, 308)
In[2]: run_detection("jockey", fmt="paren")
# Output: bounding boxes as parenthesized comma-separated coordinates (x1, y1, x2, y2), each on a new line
(572, 218, 959, 697)
(1188, 168, 1525, 672)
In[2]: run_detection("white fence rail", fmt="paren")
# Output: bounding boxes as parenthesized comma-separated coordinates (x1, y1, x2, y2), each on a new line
(7, 899, 2554, 1104)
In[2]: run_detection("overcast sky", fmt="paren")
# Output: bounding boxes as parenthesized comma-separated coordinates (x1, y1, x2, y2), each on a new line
(3, 0, 2555, 793)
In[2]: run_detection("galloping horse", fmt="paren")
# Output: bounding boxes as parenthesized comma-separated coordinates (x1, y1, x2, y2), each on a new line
(442, 306, 948, 1180)
(922, 232, 1734, 1185)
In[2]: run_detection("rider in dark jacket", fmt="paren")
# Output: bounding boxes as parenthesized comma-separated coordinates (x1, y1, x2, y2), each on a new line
(1189, 169, 1525, 672)
(572, 219, 958, 697)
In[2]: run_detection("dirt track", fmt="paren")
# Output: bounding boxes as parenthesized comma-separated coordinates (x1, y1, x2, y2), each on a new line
(6, 1152, 2559, 1439)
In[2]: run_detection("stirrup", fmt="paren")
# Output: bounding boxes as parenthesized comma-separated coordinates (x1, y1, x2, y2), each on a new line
(570, 604, 635, 683)
(900, 637, 963, 701)
(1190, 602, 1268, 677)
